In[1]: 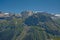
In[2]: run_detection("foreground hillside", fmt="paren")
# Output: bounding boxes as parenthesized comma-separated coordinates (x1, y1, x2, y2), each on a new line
(0, 11, 60, 40)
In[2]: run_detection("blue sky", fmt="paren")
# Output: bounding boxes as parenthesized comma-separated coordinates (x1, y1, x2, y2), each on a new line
(0, 0, 60, 13)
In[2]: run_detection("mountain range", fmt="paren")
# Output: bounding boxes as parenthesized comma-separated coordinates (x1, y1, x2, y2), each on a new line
(0, 11, 60, 40)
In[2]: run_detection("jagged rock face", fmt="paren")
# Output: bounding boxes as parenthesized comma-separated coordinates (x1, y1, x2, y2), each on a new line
(24, 15, 39, 26)
(21, 11, 33, 19)
(24, 13, 52, 26)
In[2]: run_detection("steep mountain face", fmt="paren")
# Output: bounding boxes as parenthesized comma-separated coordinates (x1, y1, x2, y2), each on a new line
(0, 11, 60, 40)
(21, 11, 33, 19)
(24, 12, 60, 35)
(24, 12, 52, 26)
